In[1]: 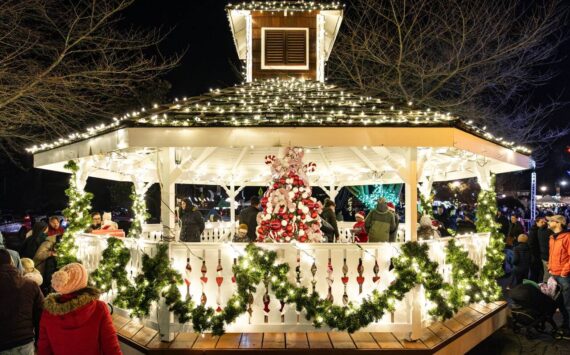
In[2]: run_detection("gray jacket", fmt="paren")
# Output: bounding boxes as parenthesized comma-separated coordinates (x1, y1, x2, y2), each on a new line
(365, 203, 396, 242)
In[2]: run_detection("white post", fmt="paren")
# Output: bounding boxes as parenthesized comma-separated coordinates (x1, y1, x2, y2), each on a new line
(158, 148, 176, 242)
(157, 149, 175, 342)
(229, 182, 236, 234)
(403, 148, 421, 341)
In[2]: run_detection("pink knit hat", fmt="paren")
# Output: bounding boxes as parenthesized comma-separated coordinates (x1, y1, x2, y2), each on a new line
(51, 263, 88, 295)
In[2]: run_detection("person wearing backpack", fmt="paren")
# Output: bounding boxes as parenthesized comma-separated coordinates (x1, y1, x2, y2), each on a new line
(365, 198, 396, 243)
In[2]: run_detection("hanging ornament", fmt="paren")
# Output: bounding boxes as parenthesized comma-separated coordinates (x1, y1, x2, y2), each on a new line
(200, 259, 208, 306)
(295, 252, 301, 323)
(356, 257, 365, 294)
(231, 258, 237, 283)
(372, 258, 381, 284)
(263, 280, 271, 323)
(326, 256, 334, 303)
(310, 260, 318, 293)
(247, 292, 254, 324)
(342, 257, 349, 306)
(215, 257, 223, 313)
(185, 256, 192, 300)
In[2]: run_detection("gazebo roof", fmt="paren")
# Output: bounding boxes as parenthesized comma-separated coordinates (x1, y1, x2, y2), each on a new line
(26, 79, 531, 155)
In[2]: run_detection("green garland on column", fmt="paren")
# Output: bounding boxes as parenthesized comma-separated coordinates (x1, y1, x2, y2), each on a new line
(58, 160, 93, 266)
(128, 185, 150, 239)
(475, 174, 505, 301)
(90, 238, 131, 293)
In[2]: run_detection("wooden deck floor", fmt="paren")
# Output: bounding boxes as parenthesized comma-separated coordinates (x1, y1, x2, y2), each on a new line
(114, 301, 507, 354)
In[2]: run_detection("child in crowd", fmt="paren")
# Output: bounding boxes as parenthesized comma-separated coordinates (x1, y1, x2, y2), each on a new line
(353, 211, 368, 243)
(20, 258, 43, 286)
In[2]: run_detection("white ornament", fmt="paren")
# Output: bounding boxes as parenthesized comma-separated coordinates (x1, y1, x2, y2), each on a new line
(302, 192, 308, 199)
(293, 187, 299, 193)
(299, 230, 305, 236)
(281, 220, 287, 227)
(288, 191, 295, 199)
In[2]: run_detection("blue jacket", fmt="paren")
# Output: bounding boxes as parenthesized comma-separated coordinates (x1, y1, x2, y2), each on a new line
(0, 233, 23, 273)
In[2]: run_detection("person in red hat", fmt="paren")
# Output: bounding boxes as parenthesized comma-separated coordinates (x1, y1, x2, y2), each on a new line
(352, 211, 368, 243)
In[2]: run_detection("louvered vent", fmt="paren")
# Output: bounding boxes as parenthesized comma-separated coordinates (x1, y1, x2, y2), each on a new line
(263, 29, 308, 68)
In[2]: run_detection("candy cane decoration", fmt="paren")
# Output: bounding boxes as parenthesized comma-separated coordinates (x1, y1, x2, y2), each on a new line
(215, 254, 223, 313)
(200, 259, 208, 306)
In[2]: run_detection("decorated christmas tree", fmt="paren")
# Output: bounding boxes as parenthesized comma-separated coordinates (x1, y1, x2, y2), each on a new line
(257, 147, 323, 243)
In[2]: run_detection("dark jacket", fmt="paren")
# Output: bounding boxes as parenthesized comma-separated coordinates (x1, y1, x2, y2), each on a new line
(180, 208, 205, 242)
(527, 225, 542, 263)
(238, 206, 260, 242)
(513, 242, 531, 275)
(537, 227, 553, 261)
(0, 265, 44, 351)
(365, 203, 396, 242)
(0, 233, 23, 272)
(389, 212, 399, 242)
(496, 214, 509, 238)
(39, 287, 121, 355)
(321, 208, 339, 240)
(508, 221, 524, 239)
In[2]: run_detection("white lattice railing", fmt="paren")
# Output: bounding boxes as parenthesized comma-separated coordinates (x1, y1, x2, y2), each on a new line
(75, 232, 490, 334)
(141, 222, 407, 243)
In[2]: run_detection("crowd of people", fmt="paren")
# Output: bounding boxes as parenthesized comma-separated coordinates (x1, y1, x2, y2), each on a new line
(0, 212, 124, 354)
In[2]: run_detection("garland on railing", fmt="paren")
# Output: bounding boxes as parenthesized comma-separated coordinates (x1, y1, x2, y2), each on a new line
(90, 237, 131, 293)
(475, 174, 505, 301)
(93, 239, 493, 335)
(58, 160, 93, 266)
(445, 239, 484, 311)
(113, 244, 193, 323)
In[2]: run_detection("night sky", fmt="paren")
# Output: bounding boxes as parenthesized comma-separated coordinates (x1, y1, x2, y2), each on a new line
(1, 0, 569, 214)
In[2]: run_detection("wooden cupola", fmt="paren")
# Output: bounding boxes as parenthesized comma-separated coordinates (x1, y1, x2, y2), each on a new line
(227, 1, 344, 82)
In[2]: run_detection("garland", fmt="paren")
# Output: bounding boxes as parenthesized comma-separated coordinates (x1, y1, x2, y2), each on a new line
(90, 237, 131, 293)
(128, 185, 150, 239)
(419, 193, 434, 218)
(113, 244, 193, 322)
(445, 239, 484, 311)
(475, 174, 505, 301)
(94, 240, 492, 335)
(58, 160, 93, 266)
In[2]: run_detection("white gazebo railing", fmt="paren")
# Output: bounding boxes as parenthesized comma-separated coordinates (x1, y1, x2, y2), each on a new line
(75, 232, 490, 335)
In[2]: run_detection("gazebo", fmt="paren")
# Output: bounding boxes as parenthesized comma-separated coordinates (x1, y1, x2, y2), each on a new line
(29, 0, 531, 351)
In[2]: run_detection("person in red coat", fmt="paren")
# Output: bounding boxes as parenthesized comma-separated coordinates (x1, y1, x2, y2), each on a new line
(353, 211, 368, 243)
(38, 263, 122, 355)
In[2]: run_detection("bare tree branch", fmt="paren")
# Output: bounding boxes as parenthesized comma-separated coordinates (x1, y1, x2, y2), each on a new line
(329, 0, 569, 163)
(0, 0, 181, 157)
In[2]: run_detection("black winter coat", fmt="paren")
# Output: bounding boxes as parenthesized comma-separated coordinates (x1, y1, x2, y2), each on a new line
(321, 208, 339, 240)
(0, 265, 44, 351)
(513, 243, 531, 275)
(238, 206, 260, 242)
(527, 225, 542, 263)
(180, 209, 205, 242)
(537, 227, 553, 261)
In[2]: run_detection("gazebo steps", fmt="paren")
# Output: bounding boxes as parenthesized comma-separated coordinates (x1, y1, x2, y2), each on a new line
(114, 301, 507, 354)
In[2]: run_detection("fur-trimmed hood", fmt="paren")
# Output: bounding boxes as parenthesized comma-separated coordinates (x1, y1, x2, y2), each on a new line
(43, 287, 101, 329)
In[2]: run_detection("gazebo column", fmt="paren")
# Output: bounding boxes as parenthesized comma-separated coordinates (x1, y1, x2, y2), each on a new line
(222, 183, 245, 240)
(401, 148, 422, 341)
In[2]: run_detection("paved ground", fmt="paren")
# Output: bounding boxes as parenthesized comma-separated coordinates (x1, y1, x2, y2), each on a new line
(468, 276, 570, 354)
(467, 322, 570, 355)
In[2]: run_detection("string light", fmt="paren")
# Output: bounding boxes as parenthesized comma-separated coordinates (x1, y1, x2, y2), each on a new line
(25, 78, 531, 155)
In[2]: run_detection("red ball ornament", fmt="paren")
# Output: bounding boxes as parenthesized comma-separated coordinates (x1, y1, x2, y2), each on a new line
(300, 214, 306, 220)
(286, 225, 293, 232)
(297, 209, 303, 215)
(288, 213, 294, 220)
(311, 211, 318, 219)
(270, 220, 281, 230)
(273, 183, 279, 189)
(300, 235, 307, 242)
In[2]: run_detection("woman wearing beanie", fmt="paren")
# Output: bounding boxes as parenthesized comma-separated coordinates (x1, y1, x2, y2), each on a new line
(38, 263, 122, 355)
